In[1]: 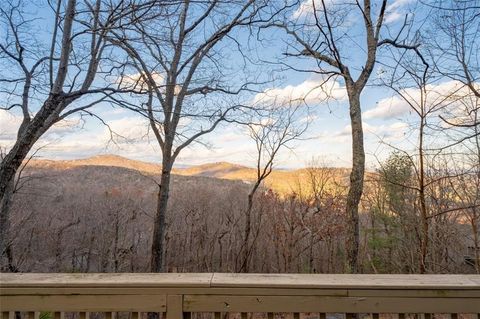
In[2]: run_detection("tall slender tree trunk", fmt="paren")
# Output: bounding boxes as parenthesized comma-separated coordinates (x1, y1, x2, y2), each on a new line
(150, 153, 173, 273)
(239, 173, 266, 273)
(418, 120, 428, 273)
(239, 193, 254, 272)
(345, 91, 365, 274)
(471, 215, 480, 274)
(239, 181, 260, 272)
(473, 111, 480, 274)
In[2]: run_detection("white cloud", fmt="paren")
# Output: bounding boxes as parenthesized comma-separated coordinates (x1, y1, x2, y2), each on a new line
(363, 81, 473, 120)
(116, 72, 164, 91)
(292, 0, 413, 24)
(368, 122, 410, 141)
(107, 117, 150, 142)
(0, 111, 22, 141)
(0, 111, 159, 159)
(387, 0, 414, 11)
(32, 115, 160, 160)
(116, 72, 181, 95)
(254, 76, 347, 107)
(0, 111, 81, 149)
(292, 0, 339, 19)
(384, 0, 415, 24)
(322, 121, 409, 143)
(363, 95, 411, 120)
(216, 130, 246, 143)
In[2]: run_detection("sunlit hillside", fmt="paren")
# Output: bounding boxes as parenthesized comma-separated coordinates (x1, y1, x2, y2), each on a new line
(28, 154, 162, 173)
(28, 155, 351, 195)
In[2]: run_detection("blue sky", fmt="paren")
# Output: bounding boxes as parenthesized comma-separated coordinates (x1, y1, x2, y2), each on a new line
(0, 0, 468, 169)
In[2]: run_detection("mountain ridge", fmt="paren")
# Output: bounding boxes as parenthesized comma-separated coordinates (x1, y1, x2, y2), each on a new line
(28, 154, 351, 194)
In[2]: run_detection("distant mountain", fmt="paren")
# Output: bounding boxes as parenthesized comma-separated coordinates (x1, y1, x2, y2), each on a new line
(174, 162, 350, 194)
(173, 162, 255, 181)
(28, 154, 351, 195)
(29, 154, 162, 173)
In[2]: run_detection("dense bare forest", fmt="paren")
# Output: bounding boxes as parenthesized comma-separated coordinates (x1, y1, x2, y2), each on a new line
(3, 153, 478, 274)
(0, 0, 479, 275)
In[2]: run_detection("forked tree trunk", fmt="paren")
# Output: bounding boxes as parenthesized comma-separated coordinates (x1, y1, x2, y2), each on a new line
(0, 0, 107, 271)
(345, 91, 365, 274)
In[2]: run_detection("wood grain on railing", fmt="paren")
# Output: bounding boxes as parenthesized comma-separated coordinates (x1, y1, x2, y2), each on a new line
(1, 274, 479, 315)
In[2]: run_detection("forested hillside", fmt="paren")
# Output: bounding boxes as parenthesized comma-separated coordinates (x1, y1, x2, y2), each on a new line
(5, 156, 475, 274)
(29, 155, 351, 195)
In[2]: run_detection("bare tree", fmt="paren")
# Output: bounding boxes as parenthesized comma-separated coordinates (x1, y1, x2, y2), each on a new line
(380, 52, 429, 273)
(429, 0, 479, 102)
(296, 158, 345, 273)
(267, 0, 417, 272)
(439, 94, 480, 273)
(426, 0, 480, 271)
(108, 0, 273, 272)
(379, 29, 480, 271)
(238, 103, 307, 272)
(0, 0, 152, 268)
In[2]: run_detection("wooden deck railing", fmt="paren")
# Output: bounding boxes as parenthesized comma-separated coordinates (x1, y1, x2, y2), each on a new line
(1, 273, 479, 317)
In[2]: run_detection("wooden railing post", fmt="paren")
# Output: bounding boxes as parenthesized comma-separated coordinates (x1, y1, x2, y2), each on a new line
(166, 295, 184, 319)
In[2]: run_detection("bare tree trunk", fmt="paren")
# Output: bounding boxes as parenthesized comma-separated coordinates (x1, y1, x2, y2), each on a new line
(239, 183, 261, 272)
(150, 155, 173, 273)
(472, 214, 480, 274)
(418, 119, 428, 273)
(114, 0, 262, 273)
(308, 235, 314, 273)
(239, 192, 254, 272)
(0, 178, 15, 271)
(273, 0, 388, 273)
(0, 182, 13, 249)
(113, 210, 120, 272)
(0, 96, 59, 265)
(345, 91, 364, 274)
